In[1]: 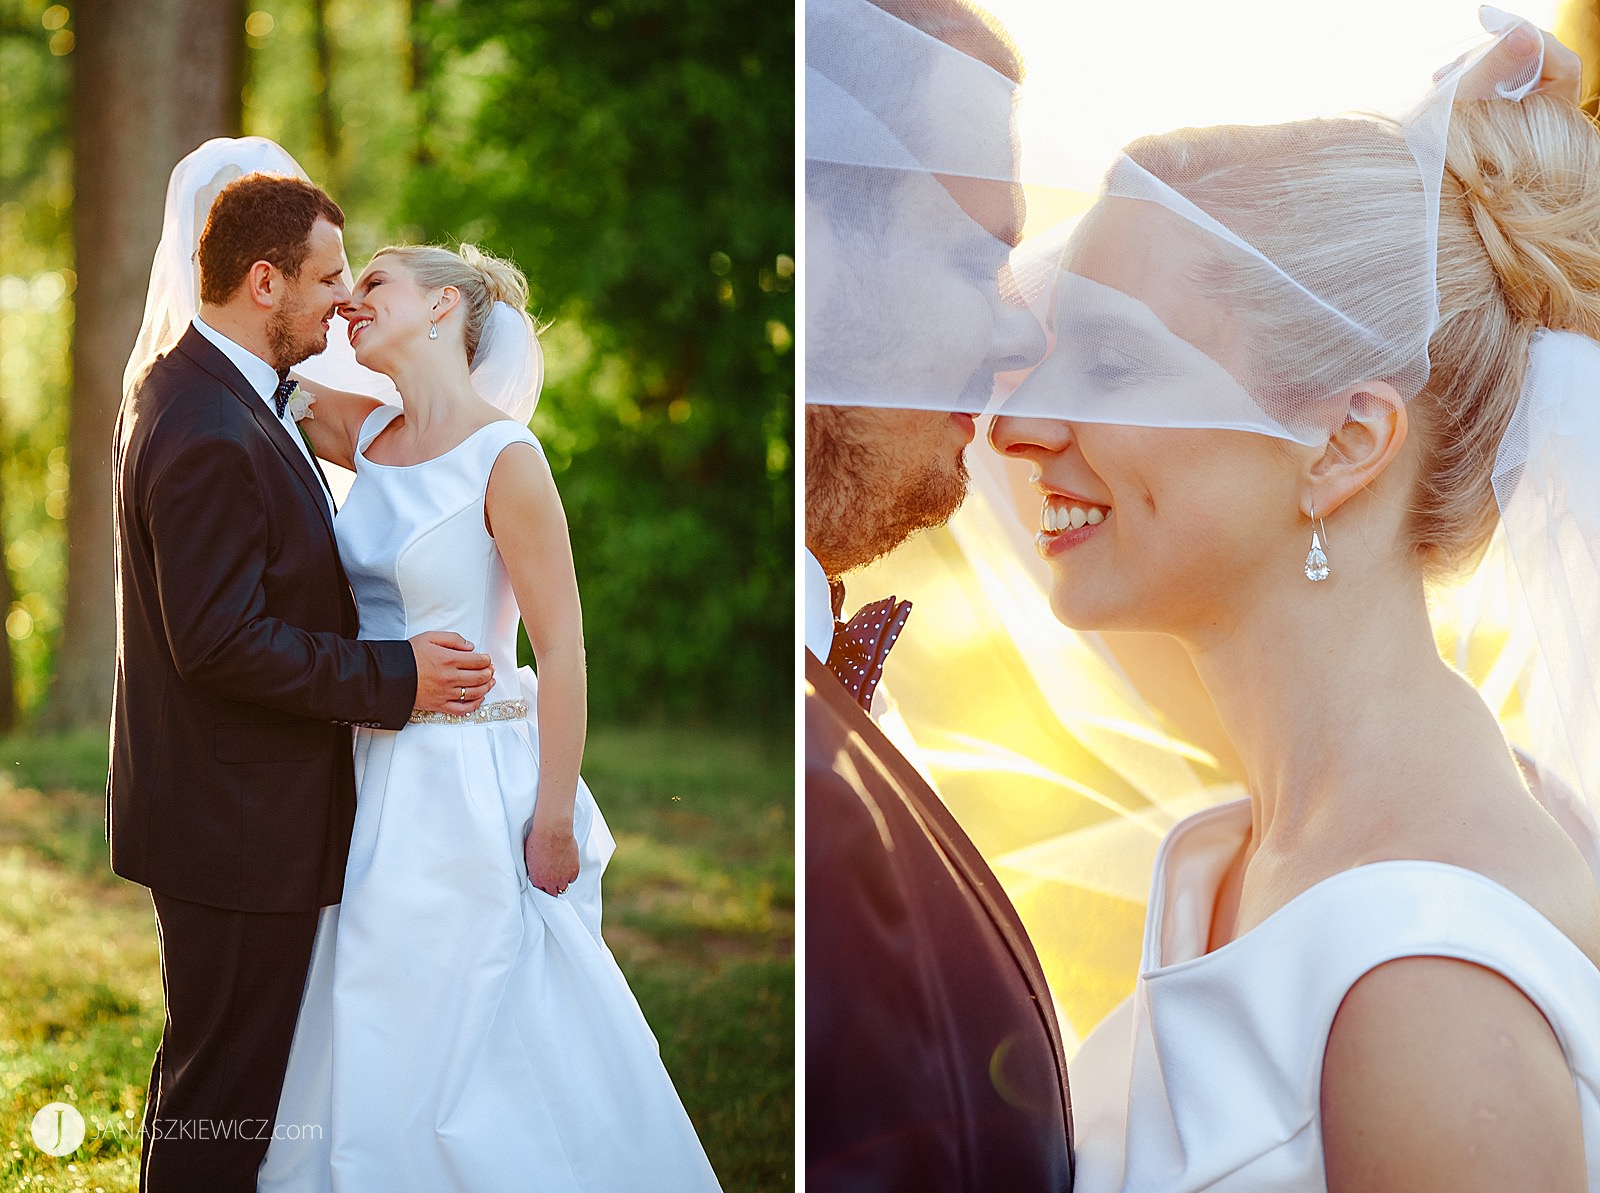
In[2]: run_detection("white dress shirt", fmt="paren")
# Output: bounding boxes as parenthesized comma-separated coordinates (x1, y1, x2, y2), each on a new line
(191, 316, 332, 515)
(803, 548, 835, 662)
(805, 546, 931, 765)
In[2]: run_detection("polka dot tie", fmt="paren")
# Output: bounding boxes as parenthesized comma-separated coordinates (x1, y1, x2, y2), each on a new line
(273, 375, 299, 419)
(827, 594, 912, 712)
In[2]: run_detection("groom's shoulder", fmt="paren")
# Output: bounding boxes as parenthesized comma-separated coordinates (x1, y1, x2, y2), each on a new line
(805, 652, 933, 823)
(805, 652, 883, 770)
(125, 340, 254, 452)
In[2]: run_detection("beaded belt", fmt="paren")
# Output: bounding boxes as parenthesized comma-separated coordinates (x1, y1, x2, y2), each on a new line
(408, 699, 529, 725)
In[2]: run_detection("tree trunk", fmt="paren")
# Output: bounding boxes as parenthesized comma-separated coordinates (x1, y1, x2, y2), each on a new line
(408, 0, 438, 168)
(43, 0, 246, 730)
(311, 0, 341, 186)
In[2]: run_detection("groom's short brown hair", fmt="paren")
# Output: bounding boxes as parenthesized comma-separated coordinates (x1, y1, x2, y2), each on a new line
(197, 173, 345, 305)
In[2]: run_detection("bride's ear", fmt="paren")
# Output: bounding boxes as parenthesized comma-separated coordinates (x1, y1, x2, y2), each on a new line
(1305, 380, 1408, 517)
(431, 285, 463, 322)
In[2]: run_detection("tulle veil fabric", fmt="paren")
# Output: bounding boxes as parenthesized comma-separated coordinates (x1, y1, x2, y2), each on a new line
(125, 136, 542, 426)
(808, 0, 1600, 1050)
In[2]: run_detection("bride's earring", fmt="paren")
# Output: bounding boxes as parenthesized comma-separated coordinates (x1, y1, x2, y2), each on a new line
(428, 320, 438, 340)
(1303, 500, 1330, 583)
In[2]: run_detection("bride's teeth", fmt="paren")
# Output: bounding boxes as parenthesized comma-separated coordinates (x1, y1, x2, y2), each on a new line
(1041, 497, 1110, 534)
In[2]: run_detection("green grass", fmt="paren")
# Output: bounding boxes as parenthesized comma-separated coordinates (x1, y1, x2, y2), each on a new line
(0, 727, 793, 1191)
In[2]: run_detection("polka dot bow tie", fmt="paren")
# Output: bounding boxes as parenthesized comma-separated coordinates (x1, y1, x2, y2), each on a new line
(272, 375, 299, 419)
(827, 593, 913, 712)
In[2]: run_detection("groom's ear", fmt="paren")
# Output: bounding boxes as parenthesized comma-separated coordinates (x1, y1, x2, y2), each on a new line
(243, 259, 280, 310)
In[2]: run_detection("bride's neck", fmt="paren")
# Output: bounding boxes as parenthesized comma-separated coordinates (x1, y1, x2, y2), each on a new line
(383, 344, 480, 433)
(1181, 548, 1454, 847)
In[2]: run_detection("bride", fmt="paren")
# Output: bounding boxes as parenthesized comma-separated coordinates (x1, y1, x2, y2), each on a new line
(254, 241, 720, 1191)
(985, 48, 1600, 1193)
(131, 139, 721, 1191)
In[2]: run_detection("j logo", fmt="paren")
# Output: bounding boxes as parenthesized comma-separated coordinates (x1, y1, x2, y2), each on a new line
(30, 1102, 86, 1157)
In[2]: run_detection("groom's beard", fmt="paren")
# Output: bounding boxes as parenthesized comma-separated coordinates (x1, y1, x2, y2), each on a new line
(805, 405, 969, 577)
(265, 295, 330, 372)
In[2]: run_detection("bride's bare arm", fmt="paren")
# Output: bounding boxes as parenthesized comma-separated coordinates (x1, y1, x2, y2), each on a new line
(485, 440, 585, 896)
(284, 374, 383, 470)
(1321, 956, 1585, 1191)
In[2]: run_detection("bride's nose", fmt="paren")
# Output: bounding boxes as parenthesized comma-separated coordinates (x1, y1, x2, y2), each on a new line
(988, 413, 1074, 460)
(987, 284, 1045, 375)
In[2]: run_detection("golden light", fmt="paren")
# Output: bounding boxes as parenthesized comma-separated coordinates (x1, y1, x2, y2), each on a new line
(847, 0, 1566, 1050)
(245, 11, 276, 38)
(6, 608, 33, 642)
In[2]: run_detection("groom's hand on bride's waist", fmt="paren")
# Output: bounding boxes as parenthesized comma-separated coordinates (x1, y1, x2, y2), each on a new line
(410, 631, 495, 714)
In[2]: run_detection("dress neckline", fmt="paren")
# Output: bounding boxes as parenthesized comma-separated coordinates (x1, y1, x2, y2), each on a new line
(1144, 798, 1592, 978)
(358, 408, 517, 470)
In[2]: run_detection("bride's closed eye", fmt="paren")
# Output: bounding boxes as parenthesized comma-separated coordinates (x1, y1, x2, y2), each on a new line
(1085, 344, 1149, 389)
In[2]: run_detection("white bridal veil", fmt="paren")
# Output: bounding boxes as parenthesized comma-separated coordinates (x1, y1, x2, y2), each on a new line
(808, 0, 1600, 1046)
(126, 136, 542, 425)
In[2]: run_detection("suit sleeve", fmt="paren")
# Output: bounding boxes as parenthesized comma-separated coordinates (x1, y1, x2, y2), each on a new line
(144, 428, 416, 728)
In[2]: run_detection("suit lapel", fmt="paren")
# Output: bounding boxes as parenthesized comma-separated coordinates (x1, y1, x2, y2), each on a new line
(806, 651, 1075, 1148)
(174, 327, 337, 537)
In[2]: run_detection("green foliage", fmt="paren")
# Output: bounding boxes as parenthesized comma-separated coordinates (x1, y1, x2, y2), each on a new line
(0, 3, 74, 715)
(241, 1, 424, 262)
(405, 0, 795, 724)
(6, 0, 794, 728)
(0, 726, 794, 1189)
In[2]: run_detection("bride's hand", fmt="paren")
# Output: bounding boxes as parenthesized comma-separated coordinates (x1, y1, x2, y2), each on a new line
(525, 819, 579, 896)
(1458, 23, 1582, 105)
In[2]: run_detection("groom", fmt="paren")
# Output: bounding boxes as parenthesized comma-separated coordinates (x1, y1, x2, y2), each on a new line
(110, 172, 494, 1190)
(804, 1, 1073, 1189)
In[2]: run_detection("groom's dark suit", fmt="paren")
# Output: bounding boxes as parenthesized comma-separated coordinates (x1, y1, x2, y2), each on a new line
(806, 651, 1074, 1191)
(110, 324, 416, 1190)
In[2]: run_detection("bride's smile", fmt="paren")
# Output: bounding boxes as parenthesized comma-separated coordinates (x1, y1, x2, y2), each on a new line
(1036, 488, 1109, 544)
(340, 265, 448, 370)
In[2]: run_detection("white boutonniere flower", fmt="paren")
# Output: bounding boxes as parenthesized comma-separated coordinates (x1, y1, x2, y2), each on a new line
(287, 391, 317, 422)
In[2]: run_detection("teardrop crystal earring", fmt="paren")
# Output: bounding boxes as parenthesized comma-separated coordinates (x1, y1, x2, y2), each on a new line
(428, 321, 439, 340)
(1303, 500, 1330, 582)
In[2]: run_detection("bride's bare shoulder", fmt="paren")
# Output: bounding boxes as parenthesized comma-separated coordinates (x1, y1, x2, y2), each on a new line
(1320, 950, 1588, 1193)
(1402, 781, 1600, 971)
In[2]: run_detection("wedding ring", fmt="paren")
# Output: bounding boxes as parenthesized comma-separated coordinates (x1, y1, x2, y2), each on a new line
(459, 686, 466, 702)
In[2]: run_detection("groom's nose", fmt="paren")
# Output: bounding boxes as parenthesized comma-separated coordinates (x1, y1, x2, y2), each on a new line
(331, 278, 353, 307)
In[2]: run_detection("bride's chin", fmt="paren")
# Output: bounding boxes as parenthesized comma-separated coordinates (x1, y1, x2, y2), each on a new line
(1047, 580, 1136, 635)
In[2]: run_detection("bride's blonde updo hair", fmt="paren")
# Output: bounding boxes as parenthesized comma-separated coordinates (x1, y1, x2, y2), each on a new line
(1124, 95, 1600, 580)
(1421, 96, 1600, 576)
(370, 242, 530, 368)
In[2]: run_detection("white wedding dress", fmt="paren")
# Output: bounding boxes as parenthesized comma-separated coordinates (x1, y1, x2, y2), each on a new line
(258, 407, 721, 1192)
(1070, 798, 1600, 1192)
